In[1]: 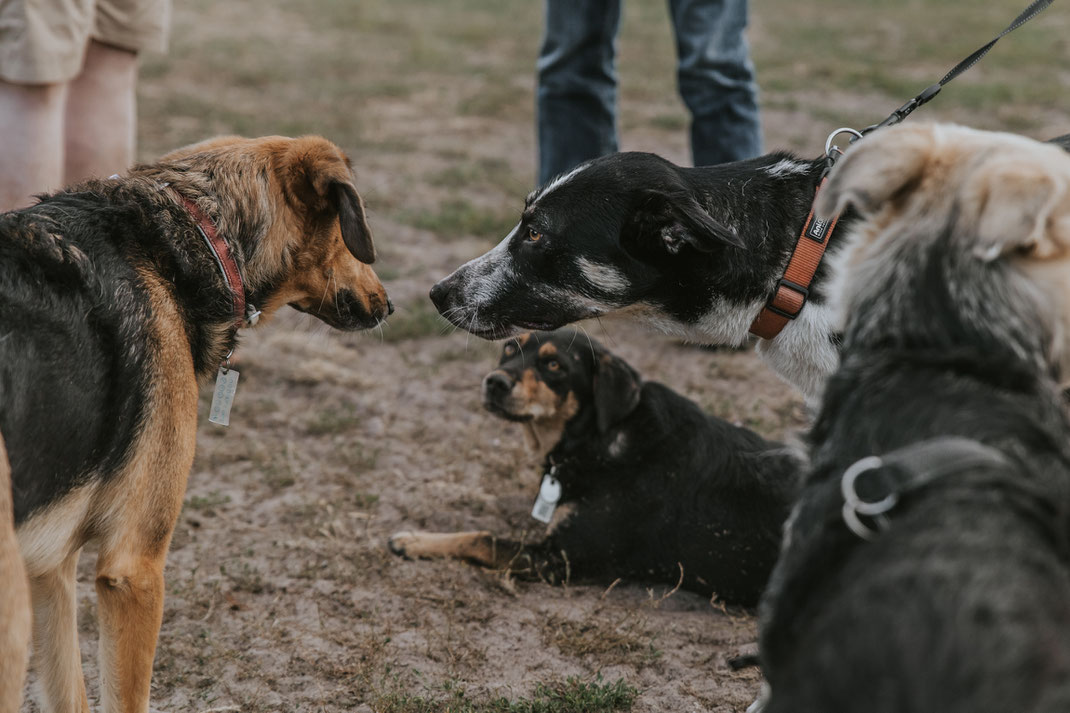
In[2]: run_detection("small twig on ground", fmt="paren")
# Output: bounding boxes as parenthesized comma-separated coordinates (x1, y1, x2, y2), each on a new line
(651, 562, 684, 609)
(600, 577, 622, 600)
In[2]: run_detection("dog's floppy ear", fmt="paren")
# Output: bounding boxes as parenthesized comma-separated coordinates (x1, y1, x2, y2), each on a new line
(636, 188, 745, 253)
(281, 139, 377, 264)
(328, 182, 376, 264)
(815, 125, 935, 220)
(965, 157, 1070, 262)
(592, 351, 642, 433)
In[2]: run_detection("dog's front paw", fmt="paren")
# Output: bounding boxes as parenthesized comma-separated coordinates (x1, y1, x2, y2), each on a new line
(388, 531, 418, 558)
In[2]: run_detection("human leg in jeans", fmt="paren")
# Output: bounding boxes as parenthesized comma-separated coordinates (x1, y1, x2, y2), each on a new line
(669, 0, 761, 166)
(536, 0, 622, 185)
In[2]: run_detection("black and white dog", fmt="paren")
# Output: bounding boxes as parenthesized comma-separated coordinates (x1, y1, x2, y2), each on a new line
(756, 123, 1070, 713)
(431, 135, 1070, 403)
(390, 330, 801, 605)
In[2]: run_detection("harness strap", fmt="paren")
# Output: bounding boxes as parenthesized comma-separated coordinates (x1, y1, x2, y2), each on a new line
(840, 437, 1012, 540)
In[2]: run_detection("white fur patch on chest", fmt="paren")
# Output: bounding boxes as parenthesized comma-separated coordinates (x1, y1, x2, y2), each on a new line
(756, 299, 840, 405)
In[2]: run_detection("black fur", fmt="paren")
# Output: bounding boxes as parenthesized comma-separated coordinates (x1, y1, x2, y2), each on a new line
(757, 223, 1070, 708)
(430, 151, 838, 339)
(481, 330, 800, 606)
(430, 136, 1070, 397)
(0, 182, 238, 523)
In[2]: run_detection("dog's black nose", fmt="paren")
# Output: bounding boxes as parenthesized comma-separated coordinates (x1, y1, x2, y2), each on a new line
(483, 371, 512, 397)
(429, 279, 451, 312)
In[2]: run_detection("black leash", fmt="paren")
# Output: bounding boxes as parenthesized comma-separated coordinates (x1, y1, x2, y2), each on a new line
(859, 0, 1054, 136)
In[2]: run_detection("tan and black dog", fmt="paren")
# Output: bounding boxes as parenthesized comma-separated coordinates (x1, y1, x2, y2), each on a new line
(390, 330, 800, 606)
(0, 135, 390, 713)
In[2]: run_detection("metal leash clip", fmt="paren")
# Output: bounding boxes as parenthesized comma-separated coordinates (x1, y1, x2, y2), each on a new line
(821, 127, 863, 176)
(840, 455, 898, 540)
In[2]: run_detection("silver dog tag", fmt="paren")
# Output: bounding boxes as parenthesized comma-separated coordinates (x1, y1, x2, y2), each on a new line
(209, 366, 240, 426)
(531, 473, 562, 524)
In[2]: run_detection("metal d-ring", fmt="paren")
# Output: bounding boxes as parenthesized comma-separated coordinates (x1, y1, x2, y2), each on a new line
(221, 349, 234, 373)
(824, 127, 864, 159)
(840, 455, 897, 540)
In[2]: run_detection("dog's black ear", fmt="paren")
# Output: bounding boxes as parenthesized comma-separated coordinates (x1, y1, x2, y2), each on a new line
(281, 137, 377, 264)
(636, 188, 744, 253)
(329, 182, 376, 264)
(592, 351, 642, 433)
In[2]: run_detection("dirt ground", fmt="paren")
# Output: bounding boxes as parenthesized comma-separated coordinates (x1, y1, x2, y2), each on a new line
(58, 254, 807, 713)
(19, 0, 1070, 711)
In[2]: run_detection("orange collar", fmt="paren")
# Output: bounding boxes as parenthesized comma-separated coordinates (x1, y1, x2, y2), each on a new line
(749, 178, 838, 340)
(168, 188, 247, 329)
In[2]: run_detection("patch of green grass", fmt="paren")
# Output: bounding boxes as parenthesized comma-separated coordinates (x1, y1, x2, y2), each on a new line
(398, 198, 518, 241)
(373, 676, 637, 713)
(184, 490, 231, 515)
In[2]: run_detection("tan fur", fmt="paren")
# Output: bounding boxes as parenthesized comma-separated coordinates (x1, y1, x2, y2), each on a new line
(12, 135, 388, 713)
(818, 123, 1070, 380)
(0, 435, 30, 713)
(521, 392, 579, 461)
(141, 135, 389, 366)
(387, 531, 507, 567)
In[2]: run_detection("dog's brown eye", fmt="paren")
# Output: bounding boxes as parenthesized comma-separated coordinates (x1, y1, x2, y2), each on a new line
(546, 359, 560, 371)
(527, 227, 542, 242)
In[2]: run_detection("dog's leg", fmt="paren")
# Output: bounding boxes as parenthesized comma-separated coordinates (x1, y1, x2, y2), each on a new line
(94, 435, 192, 713)
(0, 436, 30, 713)
(388, 530, 570, 582)
(90, 281, 198, 713)
(389, 530, 521, 567)
(29, 551, 89, 713)
(94, 543, 168, 713)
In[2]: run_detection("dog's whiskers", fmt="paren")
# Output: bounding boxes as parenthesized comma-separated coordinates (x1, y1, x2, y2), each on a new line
(576, 325, 597, 362)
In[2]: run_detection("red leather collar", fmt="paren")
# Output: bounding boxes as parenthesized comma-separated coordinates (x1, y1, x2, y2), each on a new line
(169, 188, 246, 329)
(749, 178, 838, 340)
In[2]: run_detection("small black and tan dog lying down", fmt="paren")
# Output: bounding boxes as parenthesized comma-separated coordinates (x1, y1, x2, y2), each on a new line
(755, 124, 1070, 713)
(0, 136, 391, 713)
(390, 330, 801, 606)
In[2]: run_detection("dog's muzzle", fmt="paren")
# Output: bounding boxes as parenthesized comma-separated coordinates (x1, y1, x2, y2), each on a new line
(481, 371, 531, 422)
(290, 290, 393, 330)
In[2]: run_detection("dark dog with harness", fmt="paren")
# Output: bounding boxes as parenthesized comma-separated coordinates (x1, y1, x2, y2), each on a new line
(429, 136, 1070, 403)
(0, 135, 391, 713)
(755, 123, 1070, 713)
(389, 330, 800, 606)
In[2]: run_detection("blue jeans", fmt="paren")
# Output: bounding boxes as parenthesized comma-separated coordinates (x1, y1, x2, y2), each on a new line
(536, 0, 762, 184)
